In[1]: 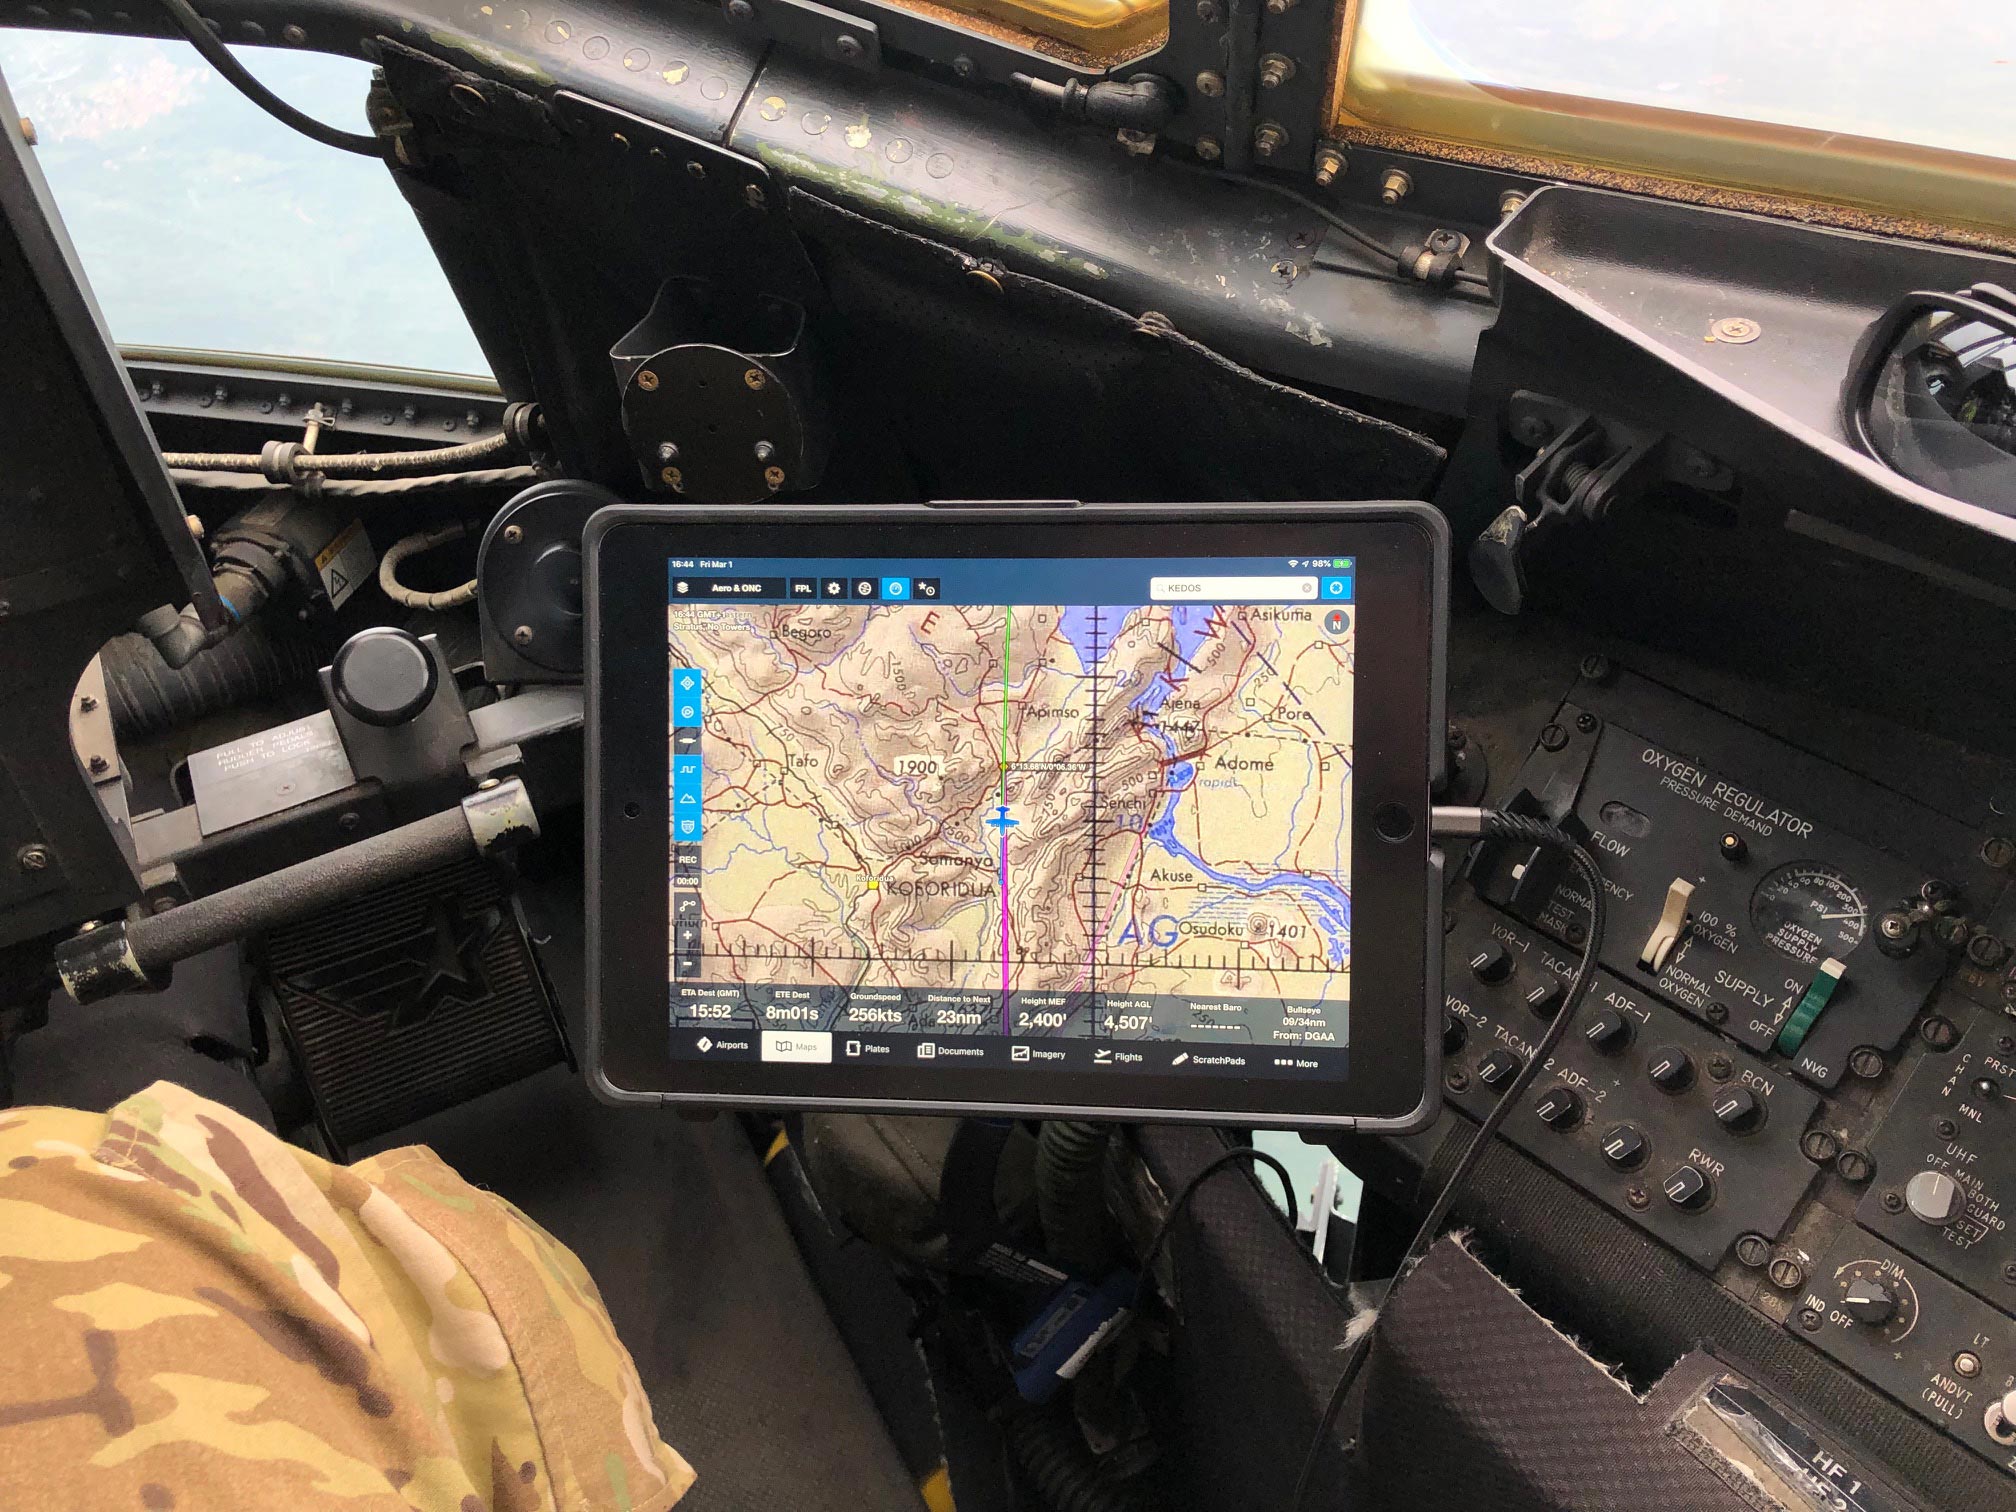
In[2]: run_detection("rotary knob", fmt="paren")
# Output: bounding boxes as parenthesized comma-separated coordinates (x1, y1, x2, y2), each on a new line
(1841, 1276, 1897, 1326)
(1523, 979, 1566, 1019)
(1710, 1085, 1764, 1134)
(1600, 1124, 1647, 1170)
(1905, 1169, 1965, 1226)
(1442, 1012, 1468, 1056)
(1661, 1164, 1713, 1211)
(329, 627, 438, 727)
(1647, 1046, 1695, 1092)
(1583, 1007, 1632, 1054)
(1534, 1085, 1584, 1130)
(1476, 1049, 1524, 1090)
(1468, 941, 1514, 984)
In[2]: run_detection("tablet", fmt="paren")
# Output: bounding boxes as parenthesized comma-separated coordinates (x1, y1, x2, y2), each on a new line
(586, 503, 1446, 1129)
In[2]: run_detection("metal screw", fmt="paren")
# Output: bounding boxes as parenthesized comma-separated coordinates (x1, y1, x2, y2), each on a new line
(1957, 1351, 1982, 1378)
(1836, 1148, 1873, 1183)
(744, 368, 767, 390)
(1800, 1129, 1839, 1165)
(764, 465, 786, 490)
(2002, 1262, 2016, 1285)
(1733, 1234, 1769, 1268)
(1920, 1015, 1960, 1050)
(17, 845, 48, 873)
(338, 811, 361, 834)
(1936, 1118, 1958, 1139)
(1312, 148, 1344, 187)
(1881, 1190, 1905, 1213)
(1445, 1068, 1469, 1092)
(1252, 122, 1287, 158)
(658, 442, 681, 462)
(1626, 1187, 1649, 1210)
(662, 466, 685, 491)
(1983, 836, 2016, 870)
(725, 0, 753, 17)
(1263, 0, 1295, 12)
(754, 440, 776, 462)
(1706, 1002, 1729, 1025)
(2002, 1036, 2016, 1052)
(685, 159, 707, 180)
(1194, 0, 1220, 18)
(512, 625, 535, 647)
(1707, 1053, 1733, 1082)
(1195, 70, 1225, 97)
(1497, 189, 1526, 217)
(1272, 259, 1295, 280)
(1378, 167, 1412, 205)
(953, 53, 976, 77)
(1968, 933, 2010, 969)
(501, 523, 524, 545)
(834, 33, 864, 60)
(1848, 1047, 1886, 1079)
(78, 695, 97, 713)
(1574, 711, 1598, 734)
(745, 184, 767, 210)
(1258, 53, 1294, 88)
(1799, 1309, 1822, 1332)
(478, 777, 501, 791)
(1767, 1257, 1806, 1291)
(637, 369, 660, 392)
(87, 755, 109, 775)
(1538, 723, 1569, 752)
(1194, 137, 1222, 162)
(281, 22, 305, 42)
(1515, 415, 1554, 446)
(1710, 316, 1761, 344)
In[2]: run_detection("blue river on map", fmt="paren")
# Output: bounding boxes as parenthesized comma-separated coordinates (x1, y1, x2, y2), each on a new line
(1055, 605, 1350, 965)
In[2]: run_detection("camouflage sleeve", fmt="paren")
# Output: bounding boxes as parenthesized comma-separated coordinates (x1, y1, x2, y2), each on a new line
(0, 1080, 694, 1512)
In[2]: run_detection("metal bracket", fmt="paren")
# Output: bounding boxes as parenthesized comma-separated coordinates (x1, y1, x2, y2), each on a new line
(1470, 398, 1737, 614)
(461, 777, 540, 855)
(724, 0, 882, 72)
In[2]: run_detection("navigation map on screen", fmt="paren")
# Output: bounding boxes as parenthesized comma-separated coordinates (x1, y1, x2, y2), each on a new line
(666, 555, 1357, 1083)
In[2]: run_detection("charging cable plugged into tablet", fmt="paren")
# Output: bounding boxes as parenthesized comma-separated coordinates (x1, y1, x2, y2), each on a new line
(1278, 805, 1607, 1510)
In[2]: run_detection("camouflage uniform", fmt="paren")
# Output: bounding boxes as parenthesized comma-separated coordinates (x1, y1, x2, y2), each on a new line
(0, 1081, 694, 1511)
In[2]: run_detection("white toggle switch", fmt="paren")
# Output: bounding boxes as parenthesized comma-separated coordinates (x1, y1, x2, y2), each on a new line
(1639, 877, 1696, 972)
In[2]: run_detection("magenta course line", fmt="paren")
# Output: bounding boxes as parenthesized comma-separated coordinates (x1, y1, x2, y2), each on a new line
(999, 834, 1012, 1031)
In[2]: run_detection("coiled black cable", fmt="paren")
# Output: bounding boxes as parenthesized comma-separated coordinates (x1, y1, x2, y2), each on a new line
(1289, 810, 1606, 1510)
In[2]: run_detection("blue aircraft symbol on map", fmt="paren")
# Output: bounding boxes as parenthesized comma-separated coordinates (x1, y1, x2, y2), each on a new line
(984, 806, 1019, 833)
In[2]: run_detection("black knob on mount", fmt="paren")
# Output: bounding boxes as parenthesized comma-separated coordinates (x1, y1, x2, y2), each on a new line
(1442, 1012, 1468, 1056)
(1600, 1124, 1647, 1170)
(1662, 1164, 1713, 1211)
(1583, 1007, 1632, 1054)
(330, 627, 438, 727)
(1524, 979, 1566, 1019)
(1476, 1049, 1525, 1089)
(1842, 1276, 1897, 1326)
(1534, 1085, 1583, 1130)
(1647, 1045, 1695, 1092)
(1468, 941, 1514, 984)
(1711, 1085, 1764, 1134)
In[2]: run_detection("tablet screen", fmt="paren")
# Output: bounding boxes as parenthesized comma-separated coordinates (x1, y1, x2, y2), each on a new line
(663, 552, 1360, 1087)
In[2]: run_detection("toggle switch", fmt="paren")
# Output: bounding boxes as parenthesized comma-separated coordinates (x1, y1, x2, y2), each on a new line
(1638, 877, 1695, 972)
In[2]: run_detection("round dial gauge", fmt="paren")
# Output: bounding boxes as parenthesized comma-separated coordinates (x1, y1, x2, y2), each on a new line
(1750, 862, 1867, 965)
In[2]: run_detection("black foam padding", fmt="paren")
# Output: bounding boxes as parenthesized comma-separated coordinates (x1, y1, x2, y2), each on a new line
(1366, 1238, 1752, 1511)
(1134, 1125, 1364, 1511)
(258, 858, 566, 1151)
